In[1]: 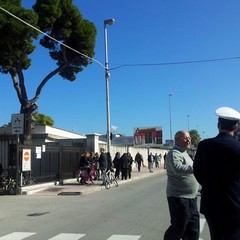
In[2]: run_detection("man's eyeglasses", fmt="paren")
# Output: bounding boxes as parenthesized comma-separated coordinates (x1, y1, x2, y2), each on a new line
(181, 137, 191, 140)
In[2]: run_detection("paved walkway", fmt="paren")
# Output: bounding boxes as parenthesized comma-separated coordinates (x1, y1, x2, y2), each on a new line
(22, 164, 165, 196)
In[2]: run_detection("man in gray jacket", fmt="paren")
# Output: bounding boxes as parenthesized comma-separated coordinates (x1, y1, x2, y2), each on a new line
(164, 130, 199, 240)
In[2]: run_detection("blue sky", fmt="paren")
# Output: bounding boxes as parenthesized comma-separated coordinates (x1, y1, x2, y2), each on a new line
(1, 0, 240, 141)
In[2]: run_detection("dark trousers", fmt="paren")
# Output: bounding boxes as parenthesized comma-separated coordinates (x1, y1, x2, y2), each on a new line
(121, 168, 128, 180)
(205, 213, 240, 240)
(128, 170, 132, 179)
(137, 162, 141, 172)
(164, 196, 200, 240)
(115, 166, 120, 178)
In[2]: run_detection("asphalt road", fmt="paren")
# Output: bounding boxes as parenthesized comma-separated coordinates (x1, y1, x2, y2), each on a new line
(0, 172, 210, 240)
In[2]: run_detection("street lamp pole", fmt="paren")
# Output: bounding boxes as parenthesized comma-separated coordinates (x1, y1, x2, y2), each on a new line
(104, 19, 115, 153)
(168, 93, 174, 140)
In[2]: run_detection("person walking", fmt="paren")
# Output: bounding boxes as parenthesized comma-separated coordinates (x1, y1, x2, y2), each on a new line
(147, 152, 154, 172)
(163, 152, 167, 169)
(98, 148, 108, 185)
(113, 152, 121, 179)
(134, 152, 143, 172)
(164, 130, 200, 240)
(154, 153, 160, 168)
(127, 152, 133, 179)
(159, 153, 162, 165)
(120, 153, 129, 180)
(193, 107, 240, 240)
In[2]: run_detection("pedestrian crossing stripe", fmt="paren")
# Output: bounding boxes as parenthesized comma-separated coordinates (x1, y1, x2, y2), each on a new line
(107, 235, 141, 240)
(0, 232, 36, 240)
(0, 233, 141, 240)
(48, 233, 86, 240)
(0, 230, 205, 240)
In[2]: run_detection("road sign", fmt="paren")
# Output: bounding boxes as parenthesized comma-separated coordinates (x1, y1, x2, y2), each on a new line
(22, 149, 31, 171)
(11, 114, 24, 134)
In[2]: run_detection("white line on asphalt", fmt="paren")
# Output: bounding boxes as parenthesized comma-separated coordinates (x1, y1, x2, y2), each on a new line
(107, 235, 141, 240)
(0, 232, 36, 240)
(48, 233, 86, 240)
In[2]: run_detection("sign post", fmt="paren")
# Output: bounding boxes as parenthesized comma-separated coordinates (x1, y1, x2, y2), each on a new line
(11, 114, 24, 135)
(12, 114, 24, 195)
(22, 149, 31, 172)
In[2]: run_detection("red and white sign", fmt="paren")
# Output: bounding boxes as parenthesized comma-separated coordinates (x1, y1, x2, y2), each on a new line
(22, 149, 31, 171)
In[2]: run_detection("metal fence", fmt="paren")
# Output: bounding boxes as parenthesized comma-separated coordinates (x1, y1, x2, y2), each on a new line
(0, 135, 86, 194)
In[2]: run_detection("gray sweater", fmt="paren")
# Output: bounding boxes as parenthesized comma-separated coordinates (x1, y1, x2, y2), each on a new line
(166, 146, 199, 199)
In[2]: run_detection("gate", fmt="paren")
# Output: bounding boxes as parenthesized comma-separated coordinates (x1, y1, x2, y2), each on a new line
(0, 134, 86, 194)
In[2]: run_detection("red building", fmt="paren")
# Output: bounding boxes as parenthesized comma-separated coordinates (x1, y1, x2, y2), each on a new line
(134, 126, 163, 145)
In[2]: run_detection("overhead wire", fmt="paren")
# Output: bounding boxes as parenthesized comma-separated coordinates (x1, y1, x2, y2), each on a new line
(109, 56, 240, 71)
(0, 6, 105, 69)
(1, 6, 240, 72)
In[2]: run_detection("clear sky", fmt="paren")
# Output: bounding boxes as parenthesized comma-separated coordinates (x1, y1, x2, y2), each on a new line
(1, 0, 240, 141)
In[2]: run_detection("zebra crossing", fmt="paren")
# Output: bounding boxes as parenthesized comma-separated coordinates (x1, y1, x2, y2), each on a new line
(0, 233, 141, 240)
(0, 219, 207, 240)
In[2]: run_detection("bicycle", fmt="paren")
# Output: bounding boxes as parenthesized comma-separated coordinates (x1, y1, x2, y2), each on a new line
(77, 163, 99, 185)
(102, 169, 118, 189)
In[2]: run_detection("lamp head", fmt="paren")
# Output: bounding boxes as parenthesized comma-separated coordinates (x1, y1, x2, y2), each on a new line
(104, 19, 115, 25)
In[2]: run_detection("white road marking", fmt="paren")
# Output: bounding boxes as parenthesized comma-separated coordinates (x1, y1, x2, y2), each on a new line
(0, 232, 36, 240)
(107, 235, 141, 240)
(48, 233, 86, 240)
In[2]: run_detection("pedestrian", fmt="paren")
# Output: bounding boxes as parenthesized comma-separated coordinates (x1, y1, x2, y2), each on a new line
(93, 152, 100, 180)
(159, 153, 162, 165)
(120, 153, 129, 180)
(127, 152, 133, 179)
(78, 151, 90, 184)
(164, 130, 200, 240)
(98, 148, 108, 185)
(134, 152, 143, 172)
(163, 152, 167, 169)
(106, 152, 113, 171)
(147, 152, 154, 172)
(113, 152, 121, 179)
(193, 107, 240, 240)
(154, 153, 160, 168)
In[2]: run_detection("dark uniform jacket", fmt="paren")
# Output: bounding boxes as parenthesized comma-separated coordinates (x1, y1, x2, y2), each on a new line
(193, 132, 240, 220)
(98, 152, 108, 169)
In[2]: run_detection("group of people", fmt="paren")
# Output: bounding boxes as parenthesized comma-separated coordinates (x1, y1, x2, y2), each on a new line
(78, 148, 167, 185)
(147, 152, 163, 172)
(164, 106, 240, 240)
(78, 148, 135, 183)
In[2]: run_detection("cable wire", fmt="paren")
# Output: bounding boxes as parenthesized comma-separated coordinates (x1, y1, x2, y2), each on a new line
(0, 6, 105, 69)
(109, 56, 240, 70)
(1, 7, 240, 72)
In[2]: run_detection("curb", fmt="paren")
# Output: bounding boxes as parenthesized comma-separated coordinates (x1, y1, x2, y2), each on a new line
(22, 168, 165, 196)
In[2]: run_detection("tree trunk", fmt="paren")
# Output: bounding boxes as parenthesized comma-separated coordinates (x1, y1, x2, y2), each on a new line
(24, 111, 32, 145)
(20, 103, 38, 145)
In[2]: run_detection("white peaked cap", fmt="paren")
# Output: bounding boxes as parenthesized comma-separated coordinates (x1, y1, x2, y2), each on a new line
(215, 107, 240, 120)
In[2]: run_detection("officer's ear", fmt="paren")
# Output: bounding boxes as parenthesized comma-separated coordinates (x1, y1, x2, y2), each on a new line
(233, 124, 238, 133)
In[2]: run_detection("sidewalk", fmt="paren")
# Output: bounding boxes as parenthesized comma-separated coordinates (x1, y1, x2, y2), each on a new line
(22, 165, 165, 196)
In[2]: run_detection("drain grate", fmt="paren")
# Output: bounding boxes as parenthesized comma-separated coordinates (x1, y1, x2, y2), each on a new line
(44, 187, 64, 192)
(27, 212, 50, 217)
(58, 192, 82, 196)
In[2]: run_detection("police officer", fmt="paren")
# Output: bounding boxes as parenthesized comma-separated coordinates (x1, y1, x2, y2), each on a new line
(194, 107, 240, 240)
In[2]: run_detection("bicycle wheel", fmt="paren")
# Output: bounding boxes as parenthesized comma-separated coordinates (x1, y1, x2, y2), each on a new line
(89, 172, 95, 184)
(112, 178, 118, 187)
(92, 170, 99, 182)
(104, 176, 110, 189)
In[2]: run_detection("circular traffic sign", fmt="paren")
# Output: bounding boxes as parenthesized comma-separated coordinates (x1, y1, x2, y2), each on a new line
(24, 151, 30, 161)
